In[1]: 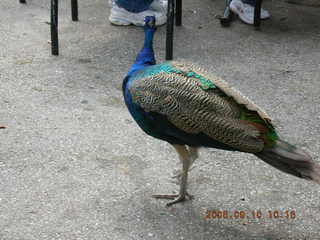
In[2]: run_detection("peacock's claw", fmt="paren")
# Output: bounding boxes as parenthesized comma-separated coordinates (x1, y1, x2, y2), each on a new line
(152, 194, 178, 200)
(152, 192, 194, 206)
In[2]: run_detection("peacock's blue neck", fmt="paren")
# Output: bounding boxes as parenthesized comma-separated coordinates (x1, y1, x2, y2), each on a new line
(126, 28, 156, 77)
(143, 29, 155, 49)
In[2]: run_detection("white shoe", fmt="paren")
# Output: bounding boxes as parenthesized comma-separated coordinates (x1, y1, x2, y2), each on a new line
(230, 0, 270, 25)
(109, 4, 167, 26)
(150, 0, 168, 13)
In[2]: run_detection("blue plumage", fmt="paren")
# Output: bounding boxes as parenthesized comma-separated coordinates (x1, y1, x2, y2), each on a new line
(125, 16, 156, 77)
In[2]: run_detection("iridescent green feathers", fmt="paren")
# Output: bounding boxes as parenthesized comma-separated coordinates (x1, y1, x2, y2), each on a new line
(129, 61, 279, 152)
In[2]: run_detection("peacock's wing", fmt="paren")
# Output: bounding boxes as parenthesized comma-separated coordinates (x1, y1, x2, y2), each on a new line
(129, 61, 276, 153)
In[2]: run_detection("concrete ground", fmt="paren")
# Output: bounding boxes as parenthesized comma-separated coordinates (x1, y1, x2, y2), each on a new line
(1, 0, 320, 239)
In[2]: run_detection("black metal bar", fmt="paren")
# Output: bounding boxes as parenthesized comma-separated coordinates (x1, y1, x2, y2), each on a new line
(175, 0, 182, 26)
(254, 0, 262, 28)
(166, 0, 174, 60)
(19, 0, 26, 3)
(51, 0, 59, 55)
(71, 0, 78, 21)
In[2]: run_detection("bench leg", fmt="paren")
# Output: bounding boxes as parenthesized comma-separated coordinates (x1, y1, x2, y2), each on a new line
(254, 0, 262, 29)
(175, 0, 182, 26)
(51, 0, 59, 55)
(166, 0, 174, 60)
(71, 0, 78, 21)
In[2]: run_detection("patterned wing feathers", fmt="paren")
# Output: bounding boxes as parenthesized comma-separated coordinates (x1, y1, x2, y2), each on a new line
(130, 72, 264, 152)
(171, 61, 273, 125)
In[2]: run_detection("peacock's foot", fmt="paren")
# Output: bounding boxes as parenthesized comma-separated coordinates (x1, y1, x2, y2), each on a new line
(152, 192, 194, 206)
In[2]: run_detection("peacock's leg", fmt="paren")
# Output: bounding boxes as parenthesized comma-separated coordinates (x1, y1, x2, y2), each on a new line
(171, 146, 199, 180)
(153, 144, 194, 206)
(188, 146, 199, 165)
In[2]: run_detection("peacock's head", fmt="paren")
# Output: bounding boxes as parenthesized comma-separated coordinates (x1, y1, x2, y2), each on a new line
(144, 16, 157, 31)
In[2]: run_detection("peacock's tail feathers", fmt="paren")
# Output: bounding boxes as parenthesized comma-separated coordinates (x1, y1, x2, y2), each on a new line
(239, 108, 279, 148)
(256, 140, 320, 184)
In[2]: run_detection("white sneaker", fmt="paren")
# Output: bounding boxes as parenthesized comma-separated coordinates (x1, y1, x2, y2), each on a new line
(109, 4, 167, 26)
(150, 0, 168, 13)
(230, 0, 270, 25)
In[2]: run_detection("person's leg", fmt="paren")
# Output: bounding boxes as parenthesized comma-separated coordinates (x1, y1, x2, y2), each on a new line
(241, 0, 255, 6)
(116, 0, 154, 13)
(109, 0, 167, 26)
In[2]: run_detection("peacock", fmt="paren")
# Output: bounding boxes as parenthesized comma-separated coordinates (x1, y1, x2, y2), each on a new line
(122, 16, 320, 206)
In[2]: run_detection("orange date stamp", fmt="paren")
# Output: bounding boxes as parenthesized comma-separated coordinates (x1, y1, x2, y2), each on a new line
(204, 209, 296, 220)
